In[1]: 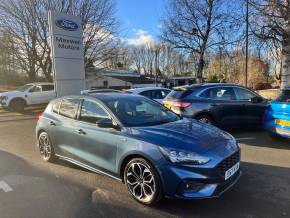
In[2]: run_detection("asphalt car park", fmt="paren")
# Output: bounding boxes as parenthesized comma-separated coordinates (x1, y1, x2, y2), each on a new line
(0, 108, 290, 218)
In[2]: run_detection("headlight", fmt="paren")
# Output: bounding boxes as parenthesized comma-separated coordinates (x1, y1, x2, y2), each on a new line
(0, 96, 7, 100)
(227, 138, 240, 149)
(159, 147, 211, 165)
(222, 131, 240, 149)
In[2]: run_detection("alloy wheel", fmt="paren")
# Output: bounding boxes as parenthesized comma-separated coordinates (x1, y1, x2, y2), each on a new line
(126, 162, 156, 203)
(38, 132, 53, 161)
(199, 117, 212, 124)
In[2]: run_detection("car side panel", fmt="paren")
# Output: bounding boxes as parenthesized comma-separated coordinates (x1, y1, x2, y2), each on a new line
(72, 121, 120, 173)
(244, 100, 268, 125)
(180, 98, 245, 127)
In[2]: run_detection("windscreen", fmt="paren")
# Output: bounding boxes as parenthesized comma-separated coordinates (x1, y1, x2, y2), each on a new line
(105, 96, 180, 127)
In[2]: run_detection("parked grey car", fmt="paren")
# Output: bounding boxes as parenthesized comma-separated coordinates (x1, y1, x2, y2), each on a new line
(163, 83, 268, 128)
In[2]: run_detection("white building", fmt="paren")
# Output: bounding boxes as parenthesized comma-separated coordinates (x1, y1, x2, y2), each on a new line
(86, 69, 158, 90)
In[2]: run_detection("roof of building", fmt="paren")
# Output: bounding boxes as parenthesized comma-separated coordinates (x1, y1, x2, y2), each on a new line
(86, 68, 155, 84)
(173, 83, 241, 90)
(109, 75, 154, 84)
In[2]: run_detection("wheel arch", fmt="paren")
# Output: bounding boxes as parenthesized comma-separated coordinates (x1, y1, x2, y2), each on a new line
(119, 153, 155, 183)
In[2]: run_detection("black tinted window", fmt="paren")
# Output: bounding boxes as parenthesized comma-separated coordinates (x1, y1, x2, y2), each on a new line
(276, 90, 290, 102)
(80, 100, 109, 124)
(234, 87, 257, 100)
(140, 91, 152, 98)
(200, 87, 235, 100)
(52, 101, 61, 114)
(42, 85, 54, 91)
(59, 99, 80, 119)
(151, 90, 164, 99)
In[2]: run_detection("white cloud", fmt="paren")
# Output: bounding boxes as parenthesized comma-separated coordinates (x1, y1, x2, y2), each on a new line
(127, 29, 154, 46)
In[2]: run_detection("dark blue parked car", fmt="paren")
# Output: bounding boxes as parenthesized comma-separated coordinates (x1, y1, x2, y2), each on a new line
(36, 93, 241, 205)
(264, 89, 290, 139)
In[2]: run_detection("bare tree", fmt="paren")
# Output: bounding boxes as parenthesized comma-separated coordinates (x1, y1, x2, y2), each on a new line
(0, 0, 119, 82)
(250, 0, 290, 88)
(161, 0, 243, 82)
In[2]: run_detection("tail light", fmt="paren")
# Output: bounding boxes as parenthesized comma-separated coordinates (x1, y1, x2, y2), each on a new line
(172, 102, 192, 108)
(36, 112, 43, 122)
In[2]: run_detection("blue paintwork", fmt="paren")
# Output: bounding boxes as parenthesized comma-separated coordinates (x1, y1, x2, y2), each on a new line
(264, 100, 290, 138)
(36, 94, 241, 199)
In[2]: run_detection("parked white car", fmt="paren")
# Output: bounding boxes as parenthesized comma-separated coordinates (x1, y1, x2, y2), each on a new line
(126, 87, 171, 103)
(0, 83, 56, 112)
(81, 89, 123, 95)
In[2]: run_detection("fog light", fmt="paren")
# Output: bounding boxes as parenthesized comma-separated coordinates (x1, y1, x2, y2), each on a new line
(181, 181, 205, 193)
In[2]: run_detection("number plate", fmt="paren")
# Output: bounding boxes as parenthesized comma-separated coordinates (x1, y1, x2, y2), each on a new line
(275, 119, 290, 127)
(225, 162, 240, 180)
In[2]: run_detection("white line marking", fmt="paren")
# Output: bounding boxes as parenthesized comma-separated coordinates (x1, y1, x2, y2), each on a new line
(0, 181, 13, 192)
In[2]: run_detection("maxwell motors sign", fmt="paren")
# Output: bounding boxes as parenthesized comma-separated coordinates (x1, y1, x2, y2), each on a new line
(48, 11, 85, 97)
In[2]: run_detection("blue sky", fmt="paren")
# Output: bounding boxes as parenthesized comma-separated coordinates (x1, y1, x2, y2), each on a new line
(116, 0, 166, 45)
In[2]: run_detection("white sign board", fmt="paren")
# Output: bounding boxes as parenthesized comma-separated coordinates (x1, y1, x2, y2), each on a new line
(48, 11, 85, 97)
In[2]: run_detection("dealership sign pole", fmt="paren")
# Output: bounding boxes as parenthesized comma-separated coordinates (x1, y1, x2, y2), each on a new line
(48, 11, 85, 97)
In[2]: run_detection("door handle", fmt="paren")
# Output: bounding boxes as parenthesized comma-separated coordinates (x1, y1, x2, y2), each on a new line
(49, 121, 56, 126)
(76, 129, 86, 135)
(210, 103, 218, 107)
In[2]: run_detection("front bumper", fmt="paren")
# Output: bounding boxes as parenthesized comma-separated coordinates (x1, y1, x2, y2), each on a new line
(157, 151, 241, 199)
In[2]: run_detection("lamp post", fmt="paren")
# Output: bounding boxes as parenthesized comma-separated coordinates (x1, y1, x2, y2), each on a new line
(245, 0, 249, 87)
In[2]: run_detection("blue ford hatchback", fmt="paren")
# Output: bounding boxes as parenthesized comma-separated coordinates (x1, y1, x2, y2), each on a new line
(36, 93, 241, 205)
(264, 89, 290, 139)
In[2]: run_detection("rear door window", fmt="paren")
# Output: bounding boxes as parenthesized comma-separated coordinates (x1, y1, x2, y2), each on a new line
(42, 85, 54, 91)
(140, 90, 152, 98)
(59, 99, 80, 119)
(199, 87, 236, 100)
(151, 90, 164, 99)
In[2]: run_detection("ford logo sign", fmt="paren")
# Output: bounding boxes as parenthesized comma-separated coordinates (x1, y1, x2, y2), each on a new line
(55, 19, 78, 31)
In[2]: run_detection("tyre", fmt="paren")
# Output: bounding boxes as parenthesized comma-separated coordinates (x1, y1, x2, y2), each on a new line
(124, 158, 163, 205)
(9, 99, 26, 112)
(195, 114, 214, 125)
(269, 131, 284, 141)
(38, 131, 55, 162)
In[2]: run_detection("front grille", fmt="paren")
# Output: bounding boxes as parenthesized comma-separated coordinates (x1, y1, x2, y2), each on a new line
(217, 150, 240, 177)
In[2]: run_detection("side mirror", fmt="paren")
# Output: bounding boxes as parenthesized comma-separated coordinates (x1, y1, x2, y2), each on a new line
(250, 96, 263, 103)
(96, 118, 119, 129)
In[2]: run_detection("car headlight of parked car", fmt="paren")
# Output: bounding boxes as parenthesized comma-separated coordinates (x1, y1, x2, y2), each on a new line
(0, 96, 8, 102)
(159, 147, 211, 165)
